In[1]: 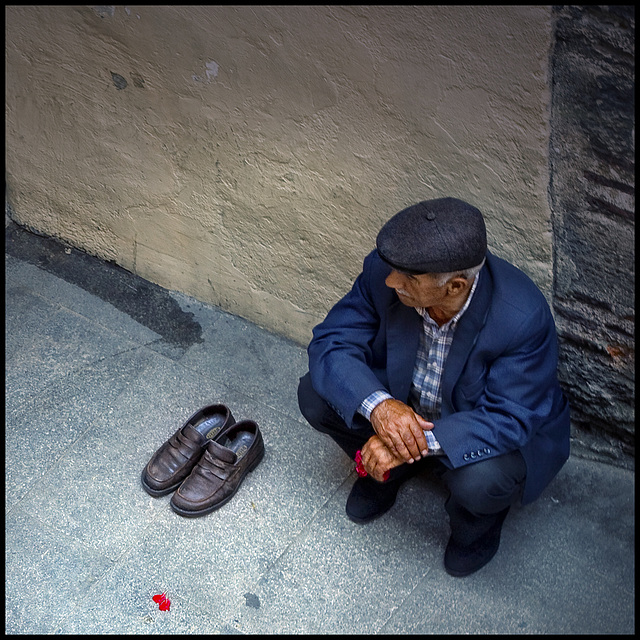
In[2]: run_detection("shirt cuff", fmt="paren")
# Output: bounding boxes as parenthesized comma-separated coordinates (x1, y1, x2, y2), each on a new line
(423, 428, 442, 454)
(358, 390, 394, 420)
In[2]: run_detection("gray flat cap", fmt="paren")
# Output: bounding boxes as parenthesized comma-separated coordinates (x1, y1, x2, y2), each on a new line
(376, 197, 487, 274)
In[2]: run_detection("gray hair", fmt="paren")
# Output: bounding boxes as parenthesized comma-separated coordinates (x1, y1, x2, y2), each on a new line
(433, 258, 486, 287)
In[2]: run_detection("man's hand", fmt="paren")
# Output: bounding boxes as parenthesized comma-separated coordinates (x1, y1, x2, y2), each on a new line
(370, 398, 433, 463)
(361, 435, 405, 482)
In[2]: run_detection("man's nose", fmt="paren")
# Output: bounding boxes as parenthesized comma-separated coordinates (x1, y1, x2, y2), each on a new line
(385, 270, 405, 289)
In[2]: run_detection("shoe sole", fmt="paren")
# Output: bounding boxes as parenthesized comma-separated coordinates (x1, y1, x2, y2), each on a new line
(169, 447, 265, 518)
(346, 504, 395, 524)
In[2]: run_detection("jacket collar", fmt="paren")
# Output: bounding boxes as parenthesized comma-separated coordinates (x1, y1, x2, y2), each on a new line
(441, 257, 493, 397)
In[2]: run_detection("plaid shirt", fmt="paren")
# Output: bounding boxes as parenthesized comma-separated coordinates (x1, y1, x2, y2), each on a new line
(359, 273, 479, 456)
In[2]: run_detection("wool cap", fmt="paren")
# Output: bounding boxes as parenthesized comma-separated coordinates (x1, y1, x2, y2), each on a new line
(376, 197, 487, 274)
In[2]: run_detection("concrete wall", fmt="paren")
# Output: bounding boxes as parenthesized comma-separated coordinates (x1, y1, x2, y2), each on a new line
(6, 5, 554, 345)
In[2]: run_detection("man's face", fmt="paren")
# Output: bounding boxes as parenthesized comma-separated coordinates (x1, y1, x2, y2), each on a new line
(384, 269, 447, 309)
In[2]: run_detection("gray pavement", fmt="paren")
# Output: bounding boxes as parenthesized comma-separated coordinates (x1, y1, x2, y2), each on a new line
(5, 220, 635, 634)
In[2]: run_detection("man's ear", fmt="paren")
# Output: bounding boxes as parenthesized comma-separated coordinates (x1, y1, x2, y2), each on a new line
(447, 276, 468, 296)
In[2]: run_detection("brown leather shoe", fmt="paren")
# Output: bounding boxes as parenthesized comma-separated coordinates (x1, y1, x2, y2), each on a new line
(141, 404, 235, 497)
(170, 419, 265, 517)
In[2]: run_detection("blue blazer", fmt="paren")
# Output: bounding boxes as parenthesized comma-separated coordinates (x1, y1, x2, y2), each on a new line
(308, 250, 570, 504)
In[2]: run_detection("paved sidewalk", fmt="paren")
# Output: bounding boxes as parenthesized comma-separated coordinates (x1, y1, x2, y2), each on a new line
(5, 220, 635, 634)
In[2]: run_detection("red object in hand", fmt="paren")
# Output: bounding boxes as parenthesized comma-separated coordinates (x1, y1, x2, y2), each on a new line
(355, 450, 390, 482)
(153, 593, 171, 611)
(355, 450, 368, 477)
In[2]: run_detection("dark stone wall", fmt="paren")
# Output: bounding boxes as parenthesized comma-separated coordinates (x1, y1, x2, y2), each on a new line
(549, 6, 634, 467)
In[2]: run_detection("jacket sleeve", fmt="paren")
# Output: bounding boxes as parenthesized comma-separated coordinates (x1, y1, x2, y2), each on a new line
(434, 301, 562, 467)
(307, 253, 390, 428)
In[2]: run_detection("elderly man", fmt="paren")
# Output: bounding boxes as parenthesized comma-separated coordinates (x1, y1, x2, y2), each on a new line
(298, 197, 570, 577)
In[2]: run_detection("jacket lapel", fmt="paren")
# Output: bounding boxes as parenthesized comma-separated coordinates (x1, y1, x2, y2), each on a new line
(386, 300, 422, 402)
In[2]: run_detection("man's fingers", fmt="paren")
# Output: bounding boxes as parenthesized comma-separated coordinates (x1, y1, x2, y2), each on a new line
(362, 452, 387, 482)
(362, 437, 399, 482)
(412, 423, 430, 457)
(394, 422, 429, 461)
(375, 426, 411, 462)
(380, 426, 421, 462)
(371, 399, 431, 461)
(416, 415, 434, 430)
(389, 430, 419, 463)
(361, 441, 383, 481)
(366, 456, 383, 482)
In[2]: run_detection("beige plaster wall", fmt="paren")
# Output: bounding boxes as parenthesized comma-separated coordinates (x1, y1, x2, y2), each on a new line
(6, 5, 553, 345)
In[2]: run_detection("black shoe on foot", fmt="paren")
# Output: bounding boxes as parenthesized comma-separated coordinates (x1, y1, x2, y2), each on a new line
(346, 475, 405, 524)
(444, 507, 510, 577)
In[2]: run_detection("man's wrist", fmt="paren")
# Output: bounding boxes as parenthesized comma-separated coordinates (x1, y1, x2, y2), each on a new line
(358, 390, 394, 421)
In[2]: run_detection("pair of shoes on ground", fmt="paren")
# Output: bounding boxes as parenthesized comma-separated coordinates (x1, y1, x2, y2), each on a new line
(141, 403, 264, 517)
(346, 472, 509, 577)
